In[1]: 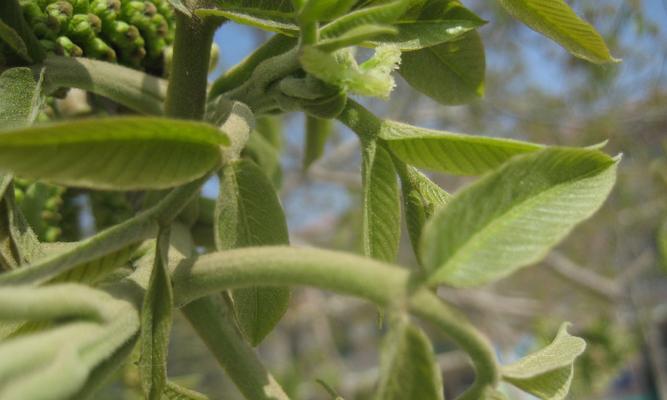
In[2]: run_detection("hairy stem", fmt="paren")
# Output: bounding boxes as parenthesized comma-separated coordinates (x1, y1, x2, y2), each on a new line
(171, 246, 500, 394)
(336, 98, 382, 141)
(164, 11, 217, 119)
(37, 56, 167, 115)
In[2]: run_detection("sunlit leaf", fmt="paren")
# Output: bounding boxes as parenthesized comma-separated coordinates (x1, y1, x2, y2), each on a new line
(502, 323, 586, 400)
(421, 148, 618, 287)
(400, 31, 485, 105)
(498, 0, 619, 64)
(0, 118, 227, 190)
(380, 119, 543, 175)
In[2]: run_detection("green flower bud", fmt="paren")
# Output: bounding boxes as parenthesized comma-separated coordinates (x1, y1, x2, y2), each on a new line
(67, 0, 89, 14)
(39, 39, 57, 53)
(55, 35, 83, 56)
(65, 13, 97, 41)
(13, 187, 25, 204)
(44, 227, 62, 242)
(84, 37, 116, 62)
(46, 1, 73, 34)
(90, 0, 120, 28)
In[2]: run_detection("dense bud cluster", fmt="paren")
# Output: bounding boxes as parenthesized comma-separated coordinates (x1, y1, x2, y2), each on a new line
(13, 179, 65, 242)
(18, 0, 175, 74)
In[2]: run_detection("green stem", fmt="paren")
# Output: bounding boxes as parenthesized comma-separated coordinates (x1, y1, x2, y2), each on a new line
(336, 98, 382, 142)
(38, 56, 167, 115)
(208, 34, 297, 99)
(182, 296, 290, 400)
(164, 12, 217, 119)
(171, 246, 500, 395)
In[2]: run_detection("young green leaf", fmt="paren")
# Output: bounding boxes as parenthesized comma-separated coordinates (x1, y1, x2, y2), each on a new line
(380, 118, 543, 175)
(141, 227, 173, 400)
(301, 45, 401, 99)
(303, 116, 333, 171)
(0, 175, 42, 271)
(371, 19, 481, 51)
(375, 318, 444, 400)
(0, 0, 45, 63)
(316, 24, 398, 53)
(497, 0, 619, 64)
(243, 131, 283, 188)
(421, 148, 618, 287)
(300, 0, 356, 23)
(46, 242, 139, 285)
(400, 31, 485, 105)
(0, 117, 228, 190)
(502, 323, 586, 400)
(216, 159, 291, 346)
(0, 67, 44, 130)
(320, 0, 409, 39)
(395, 161, 450, 265)
(0, 20, 31, 63)
(197, 1, 298, 36)
(362, 142, 401, 262)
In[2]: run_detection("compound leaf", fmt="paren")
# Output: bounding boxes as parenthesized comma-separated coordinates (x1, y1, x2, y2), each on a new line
(0, 117, 227, 190)
(379, 119, 543, 175)
(502, 323, 586, 400)
(216, 159, 290, 346)
(400, 30, 485, 105)
(421, 148, 618, 287)
(497, 0, 619, 64)
(375, 319, 443, 400)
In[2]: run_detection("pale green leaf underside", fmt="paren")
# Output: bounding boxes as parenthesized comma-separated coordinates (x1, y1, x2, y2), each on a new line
(422, 148, 618, 287)
(380, 119, 543, 175)
(0, 68, 44, 130)
(216, 159, 290, 346)
(400, 31, 485, 105)
(502, 323, 586, 400)
(0, 118, 227, 190)
(375, 320, 443, 400)
(363, 143, 401, 263)
(498, 0, 619, 64)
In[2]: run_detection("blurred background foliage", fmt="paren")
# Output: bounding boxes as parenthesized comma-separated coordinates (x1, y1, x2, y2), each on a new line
(40, 0, 665, 398)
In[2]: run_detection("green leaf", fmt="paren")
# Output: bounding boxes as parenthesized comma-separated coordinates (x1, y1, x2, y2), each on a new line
(197, 1, 299, 35)
(163, 381, 209, 400)
(0, 20, 31, 63)
(400, 30, 485, 105)
(658, 218, 667, 274)
(0, 0, 45, 63)
(395, 161, 450, 265)
(379, 119, 543, 175)
(0, 117, 227, 190)
(45, 242, 140, 285)
(372, 19, 480, 51)
(375, 318, 444, 400)
(421, 148, 618, 287)
(141, 227, 174, 400)
(320, 0, 409, 39)
(497, 0, 619, 64)
(300, 0, 356, 23)
(216, 159, 291, 346)
(0, 67, 45, 130)
(0, 175, 42, 271)
(502, 323, 586, 400)
(243, 131, 283, 188)
(362, 142, 400, 262)
(316, 24, 398, 53)
(303, 116, 333, 171)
